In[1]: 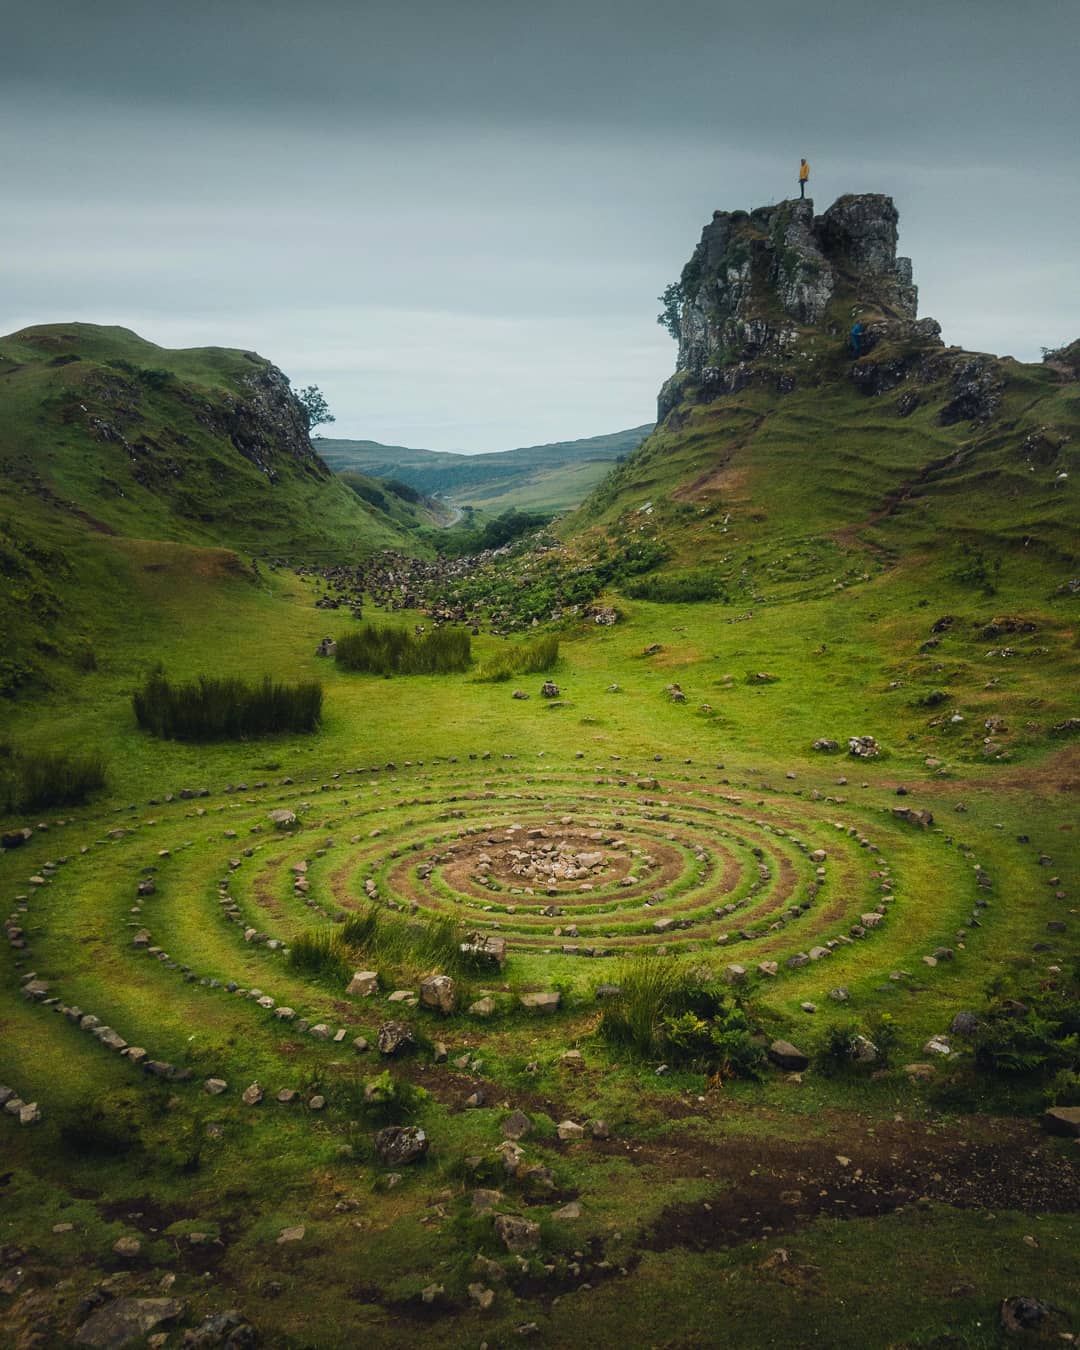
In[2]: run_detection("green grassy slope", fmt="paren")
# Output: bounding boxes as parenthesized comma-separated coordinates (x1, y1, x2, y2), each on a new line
(1, 314, 1078, 1345)
(0, 323, 420, 694)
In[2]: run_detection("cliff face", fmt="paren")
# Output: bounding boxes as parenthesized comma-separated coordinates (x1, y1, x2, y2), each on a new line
(660, 193, 943, 417)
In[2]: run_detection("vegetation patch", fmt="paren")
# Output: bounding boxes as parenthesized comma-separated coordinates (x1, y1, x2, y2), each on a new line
(335, 624, 471, 676)
(473, 634, 559, 682)
(598, 957, 765, 1080)
(624, 568, 730, 603)
(0, 743, 107, 812)
(132, 666, 322, 740)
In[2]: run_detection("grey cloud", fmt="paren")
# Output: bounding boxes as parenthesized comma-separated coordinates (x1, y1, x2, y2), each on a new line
(2, 2, 1077, 450)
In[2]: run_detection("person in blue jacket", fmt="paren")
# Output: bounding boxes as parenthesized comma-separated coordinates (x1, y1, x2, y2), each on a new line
(850, 321, 864, 357)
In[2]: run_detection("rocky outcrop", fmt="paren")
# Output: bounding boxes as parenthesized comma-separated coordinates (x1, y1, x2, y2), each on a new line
(659, 193, 943, 419)
(185, 356, 326, 483)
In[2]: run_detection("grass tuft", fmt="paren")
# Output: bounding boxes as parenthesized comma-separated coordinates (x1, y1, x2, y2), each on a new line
(473, 634, 559, 681)
(335, 624, 471, 676)
(132, 665, 322, 740)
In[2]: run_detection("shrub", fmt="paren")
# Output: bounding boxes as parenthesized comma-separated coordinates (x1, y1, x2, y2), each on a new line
(0, 744, 107, 812)
(335, 625, 471, 676)
(132, 666, 322, 741)
(288, 930, 351, 984)
(598, 957, 764, 1079)
(817, 1020, 861, 1076)
(355, 1069, 428, 1125)
(817, 1013, 901, 1075)
(973, 988, 1079, 1077)
(474, 634, 559, 682)
(341, 904, 468, 978)
(624, 570, 729, 603)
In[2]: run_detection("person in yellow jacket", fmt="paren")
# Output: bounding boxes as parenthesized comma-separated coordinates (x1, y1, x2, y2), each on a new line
(799, 158, 810, 199)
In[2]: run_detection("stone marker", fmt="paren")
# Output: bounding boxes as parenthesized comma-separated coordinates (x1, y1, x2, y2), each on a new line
(420, 973, 456, 1014)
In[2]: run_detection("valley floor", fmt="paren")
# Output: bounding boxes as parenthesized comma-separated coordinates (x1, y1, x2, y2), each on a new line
(1, 558, 1077, 1348)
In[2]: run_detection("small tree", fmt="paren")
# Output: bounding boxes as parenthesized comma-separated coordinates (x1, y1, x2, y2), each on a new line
(296, 384, 335, 437)
(656, 282, 684, 341)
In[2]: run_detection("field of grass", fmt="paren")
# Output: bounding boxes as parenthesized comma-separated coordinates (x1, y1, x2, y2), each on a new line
(1, 327, 1078, 1346)
(2, 544, 1078, 1344)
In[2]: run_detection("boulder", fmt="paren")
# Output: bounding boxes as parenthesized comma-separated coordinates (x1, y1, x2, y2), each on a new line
(501, 1109, 532, 1140)
(419, 973, 456, 1015)
(73, 1298, 187, 1348)
(346, 970, 379, 997)
(892, 807, 934, 828)
(557, 1119, 585, 1141)
(376, 1020, 415, 1056)
(768, 1040, 809, 1071)
(469, 996, 496, 1017)
(1042, 1106, 1080, 1137)
(181, 1310, 257, 1348)
(494, 1213, 541, 1253)
(847, 736, 880, 758)
(460, 933, 507, 969)
(267, 809, 297, 831)
(950, 1011, 980, 1036)
(374, 1125, 428, 1166)
(519, 991, 561, 1015)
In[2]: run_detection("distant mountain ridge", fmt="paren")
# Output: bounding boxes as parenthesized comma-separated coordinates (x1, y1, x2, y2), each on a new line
(317, 425, 654, 513)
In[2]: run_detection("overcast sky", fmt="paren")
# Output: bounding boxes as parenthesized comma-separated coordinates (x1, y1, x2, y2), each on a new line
(3, 0, 1077, 451)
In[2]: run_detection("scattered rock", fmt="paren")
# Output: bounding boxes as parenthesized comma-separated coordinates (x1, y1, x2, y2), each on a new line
(468, 1283, 495, 1311)
(346, 970, 379, 997)
(74, 1298, 187, 1348)
(768, 1040, 809, 1071)
(502, 1109, 532, 1140)
(374, 1124, 428, 1166)
(519, 991, 561, 1015)
(377, 1021, 415, 1056)
(1000, 1297, 1053, 1334)
(1042, 1106, 1080, 1137)
(494, 1213, 541, 1253)
(419, 973, 456, 1015)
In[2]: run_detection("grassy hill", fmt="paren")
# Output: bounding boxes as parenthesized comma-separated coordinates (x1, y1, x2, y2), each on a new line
(318, 424, 653, 512)
(0, 323, 428, 695)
